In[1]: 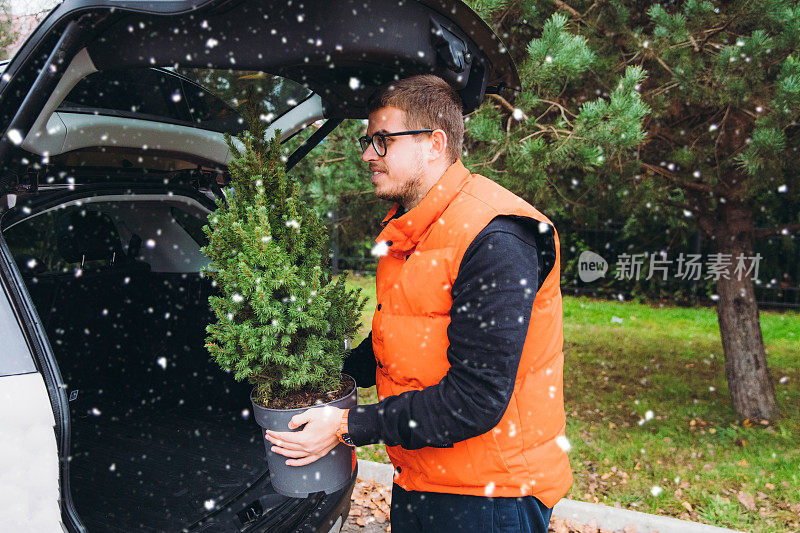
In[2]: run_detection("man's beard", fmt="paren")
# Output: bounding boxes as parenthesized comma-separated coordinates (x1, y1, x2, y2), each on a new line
(376, 152, 426, 208)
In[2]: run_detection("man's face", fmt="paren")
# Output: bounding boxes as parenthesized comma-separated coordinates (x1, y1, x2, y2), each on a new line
(361, 106, 427, 207)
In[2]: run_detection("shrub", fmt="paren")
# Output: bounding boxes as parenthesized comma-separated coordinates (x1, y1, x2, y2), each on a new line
(202, 102, 366, 406)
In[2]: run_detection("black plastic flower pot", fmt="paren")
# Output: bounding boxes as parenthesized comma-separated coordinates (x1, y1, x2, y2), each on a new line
(250, 375, 358, 498)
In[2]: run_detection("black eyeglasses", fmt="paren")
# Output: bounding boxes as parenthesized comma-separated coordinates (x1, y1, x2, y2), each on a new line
(358, 130, 434, 156)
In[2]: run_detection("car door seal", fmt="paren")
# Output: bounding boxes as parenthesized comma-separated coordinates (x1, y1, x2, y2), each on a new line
(0, 17, 89, 176)
(285, 119, 342, 172)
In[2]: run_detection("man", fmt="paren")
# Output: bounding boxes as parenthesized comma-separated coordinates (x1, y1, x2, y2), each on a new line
(265, 74, 572, 532)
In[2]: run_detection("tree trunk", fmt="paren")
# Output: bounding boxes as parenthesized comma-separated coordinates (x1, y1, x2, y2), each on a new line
(713, 203, 779, 420)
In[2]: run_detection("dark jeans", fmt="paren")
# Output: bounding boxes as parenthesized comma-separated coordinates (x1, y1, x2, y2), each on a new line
(390, 484, 553, 533)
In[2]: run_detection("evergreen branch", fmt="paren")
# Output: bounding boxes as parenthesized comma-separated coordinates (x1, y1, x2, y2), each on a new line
(544, 174, 586, 207)
(714, 105, 732, 167)
(533, 98, 575, 126)
(656, 198, 717, 236)
(644, 82, 679, 99)
(519, 126, 573, 143)
(552, 0, 582, 19)
(551, 0, 608, 35)
(648, 51, 675, 76)
(641, 162, 717, 194)
(755, 222, 800, 239)
(688, 34, 700, 53)
(656, 198, 695, 212)
(488, 93, 518, 115)
(696, 17, 737, 51)
(471, 147, 506, 168)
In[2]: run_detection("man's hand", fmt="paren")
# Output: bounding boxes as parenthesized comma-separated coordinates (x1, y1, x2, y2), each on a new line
(264, 406, 344, 466)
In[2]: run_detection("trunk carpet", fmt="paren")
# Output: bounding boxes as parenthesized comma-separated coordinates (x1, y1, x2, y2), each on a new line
(69, 405, 267, 532)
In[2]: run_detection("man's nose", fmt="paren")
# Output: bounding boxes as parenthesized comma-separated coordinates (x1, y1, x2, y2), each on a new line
(361, 142, 379, 163)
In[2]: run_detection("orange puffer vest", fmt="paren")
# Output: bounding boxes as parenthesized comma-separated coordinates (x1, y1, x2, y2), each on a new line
(371, 160, 572, 507)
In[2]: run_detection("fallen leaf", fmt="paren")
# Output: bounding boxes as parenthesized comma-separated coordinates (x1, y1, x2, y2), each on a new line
(737, 459, 749, 466)
(682, 501, 693, 512)
(737, 491, 756, 511)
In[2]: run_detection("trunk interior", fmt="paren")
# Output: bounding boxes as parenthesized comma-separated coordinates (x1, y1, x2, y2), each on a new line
(6, 208, 276, 531)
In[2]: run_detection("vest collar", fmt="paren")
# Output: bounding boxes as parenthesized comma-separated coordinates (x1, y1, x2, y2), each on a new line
(376, 160, 471, 253)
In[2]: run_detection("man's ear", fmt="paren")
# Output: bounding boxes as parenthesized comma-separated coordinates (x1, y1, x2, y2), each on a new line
(428, 129, 448, 162)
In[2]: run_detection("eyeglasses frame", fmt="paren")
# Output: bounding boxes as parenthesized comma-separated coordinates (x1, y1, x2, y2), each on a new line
(358, 129, 435, 157)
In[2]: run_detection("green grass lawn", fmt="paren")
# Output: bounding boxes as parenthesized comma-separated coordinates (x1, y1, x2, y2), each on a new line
(342, 272, 800, 532)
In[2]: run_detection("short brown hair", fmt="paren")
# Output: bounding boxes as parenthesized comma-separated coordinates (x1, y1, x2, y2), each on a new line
(367, 75, 464, 163)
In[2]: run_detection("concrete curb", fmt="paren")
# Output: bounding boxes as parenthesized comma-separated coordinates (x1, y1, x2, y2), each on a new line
(355, 460, 744, 533)
(552, 499, 744, 533)
(357, 458, 394, 486)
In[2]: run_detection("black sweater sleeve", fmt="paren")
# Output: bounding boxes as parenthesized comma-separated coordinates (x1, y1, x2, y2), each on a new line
(342, 332, 377, 389)
(347, 216, 541, 449)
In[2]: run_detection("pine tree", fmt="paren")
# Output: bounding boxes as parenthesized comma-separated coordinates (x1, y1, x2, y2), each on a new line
(201, 92, 366, 406)
(462, 0, 800, 420)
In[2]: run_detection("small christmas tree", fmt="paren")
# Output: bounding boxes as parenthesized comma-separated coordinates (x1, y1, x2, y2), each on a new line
(201, 94, 366, 407)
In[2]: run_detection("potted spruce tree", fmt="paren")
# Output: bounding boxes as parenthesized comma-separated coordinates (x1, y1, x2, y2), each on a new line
(201, 96, 366, 498)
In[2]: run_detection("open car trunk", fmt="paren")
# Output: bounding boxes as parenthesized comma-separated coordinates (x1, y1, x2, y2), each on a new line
(2, 190, 330, 532)
(0, 1, 520, 529)
(53, 270, 258, 531)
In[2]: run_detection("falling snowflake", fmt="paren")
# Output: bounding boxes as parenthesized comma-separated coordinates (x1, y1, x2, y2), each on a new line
(206, 37, 219, 48)
(171, 91, 182, 102)
(512, 108, 525, 121)
(91, 407, 102, 416)
(285, 219, 300, 229)
(241, 409, 250, 419)
(6, 128, 23, 145)
(157, 357, 167, 370)
(779, 376, 789, 384)
(484, 481, 496, 496)
(650, 485, 663, 497)
(777, 184, 787, 193)
(232, 293, 244, 303)
(145, 239, 156, 249)
(204, 499, 215, 510)
(349, 77, 361, 90)
(556, 436, 571, 452)
(644, 410, 654, 421)
(109, 463, 116, 472)
(371, 241, 390, 257)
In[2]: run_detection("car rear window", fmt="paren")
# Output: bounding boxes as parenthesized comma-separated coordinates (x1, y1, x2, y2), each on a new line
(58, 68, 313, 135)
(4, 198, 211, 275)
